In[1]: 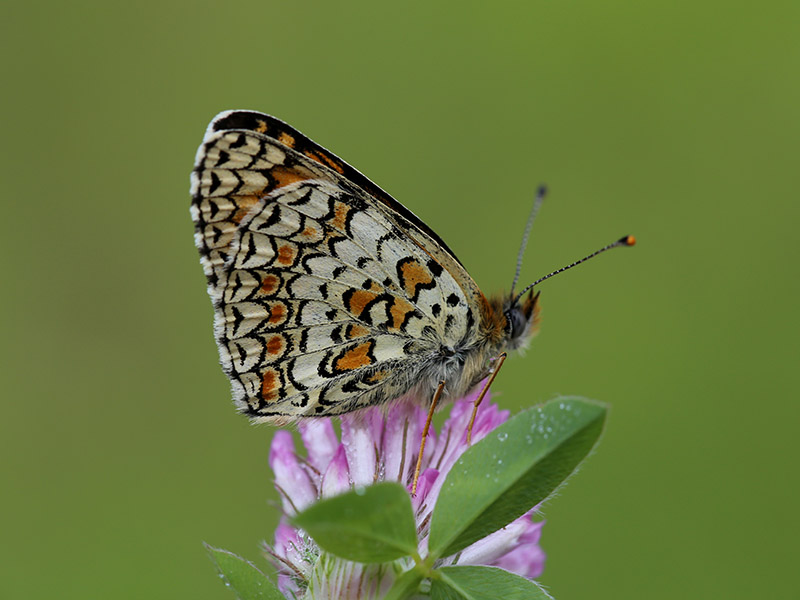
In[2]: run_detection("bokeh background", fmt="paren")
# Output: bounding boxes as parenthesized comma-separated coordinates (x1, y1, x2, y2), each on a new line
(3, 2, 798, 598)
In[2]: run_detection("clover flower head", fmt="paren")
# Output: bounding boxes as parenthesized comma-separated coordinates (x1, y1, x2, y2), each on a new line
(264, 386, 546, 599)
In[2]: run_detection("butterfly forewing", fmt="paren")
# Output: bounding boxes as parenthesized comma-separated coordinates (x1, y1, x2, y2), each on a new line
(206, 110, 465, 266)
(191, 111, 489, 421)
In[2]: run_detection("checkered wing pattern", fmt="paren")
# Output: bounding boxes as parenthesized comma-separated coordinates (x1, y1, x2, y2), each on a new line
(191, 111, 488, 421)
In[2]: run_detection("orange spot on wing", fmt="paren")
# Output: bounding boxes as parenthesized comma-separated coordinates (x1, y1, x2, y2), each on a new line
(269, 303, 286, 324)
(255, 120, 269, 134)
(399, 260, 433, 298)
(346, 324, 370, 339)
(388, 297, 416, 330)
(231, 194, 262, 224)
(278, 132, 296, 147)
(367, 370, 389, 384)
(347, 290, 378, 317)
(259, 274, 279, 294)
(271, 165, 312, 189)
(334, 342, 374, 372)
(266, 335, 284, 355)
(305, 149, 345, 174)
(276, 244, 295, 265)
(330, 201, 351, 231)
(261, 368, 279, 402)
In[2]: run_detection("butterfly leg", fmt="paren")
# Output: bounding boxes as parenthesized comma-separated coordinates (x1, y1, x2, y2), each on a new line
(466, 352, 508, 444)
(411, 380, 445, 496)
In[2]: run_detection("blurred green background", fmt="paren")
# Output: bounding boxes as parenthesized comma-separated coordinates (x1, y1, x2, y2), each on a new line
(2, 1, 798, 598)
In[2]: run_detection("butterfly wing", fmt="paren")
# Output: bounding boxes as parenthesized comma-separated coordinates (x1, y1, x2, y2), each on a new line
(204, 110, 466, 266)
(191, 111, 492, 422)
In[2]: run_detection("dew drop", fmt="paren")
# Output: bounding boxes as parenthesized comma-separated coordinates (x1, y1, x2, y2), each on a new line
(354, 485, 366, 496)
(497, 432, 508, 442)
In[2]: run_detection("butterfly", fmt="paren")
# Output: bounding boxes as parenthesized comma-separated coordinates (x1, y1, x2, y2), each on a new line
(190, 110, 634, 436)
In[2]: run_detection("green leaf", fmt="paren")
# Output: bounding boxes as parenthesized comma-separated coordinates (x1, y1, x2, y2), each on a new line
(430, 566, 553, 600)
(205, 544, 284, 600)
(428, 397, 606, 558)
(291, 481, 418, 563)
(382, 566, 426, 600)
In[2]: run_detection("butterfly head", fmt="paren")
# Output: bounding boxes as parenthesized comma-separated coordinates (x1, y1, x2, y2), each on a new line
(501, 290, 541, 352)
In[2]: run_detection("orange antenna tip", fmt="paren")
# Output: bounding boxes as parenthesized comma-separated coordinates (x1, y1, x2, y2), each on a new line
(621, 235, 636, 247)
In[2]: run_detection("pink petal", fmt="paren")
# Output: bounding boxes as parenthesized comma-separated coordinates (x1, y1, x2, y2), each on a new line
(320, 445, 351, 498)
(493, 542, 546, 579)
(519, 518, 544, 545)
(415, 389, 513, 550)
(427, 383, 507, 476)
(269, 431, 317, 514)
(424, 402, 467, 475)
(340, 407, 383, 487)
(469, 401, 510, 444)
(457, 516, 530, 566)
(298, 418, 338, 473)
(273, 522, 301, 557)
(272, 522, 310, 596)
(266, 393, 550, 591)
(382, 400, 428, 484)
(411, 467, 439, 512)
(490, 518, 546, 578)
(276, 573, 294, 597)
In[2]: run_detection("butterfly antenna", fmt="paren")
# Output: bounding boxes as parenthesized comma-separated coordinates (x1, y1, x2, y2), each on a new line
(512, 235, 636, 305)
(510, 184, 548, 297)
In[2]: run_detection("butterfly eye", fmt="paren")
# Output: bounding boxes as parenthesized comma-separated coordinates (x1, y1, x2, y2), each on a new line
(505, 307, 528, 340)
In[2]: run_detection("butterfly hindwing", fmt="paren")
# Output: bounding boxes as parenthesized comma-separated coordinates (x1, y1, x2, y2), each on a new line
(218, 180, 463, 420)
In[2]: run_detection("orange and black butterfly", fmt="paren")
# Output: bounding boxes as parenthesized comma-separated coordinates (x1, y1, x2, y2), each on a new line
(191, 110, 634, 429)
